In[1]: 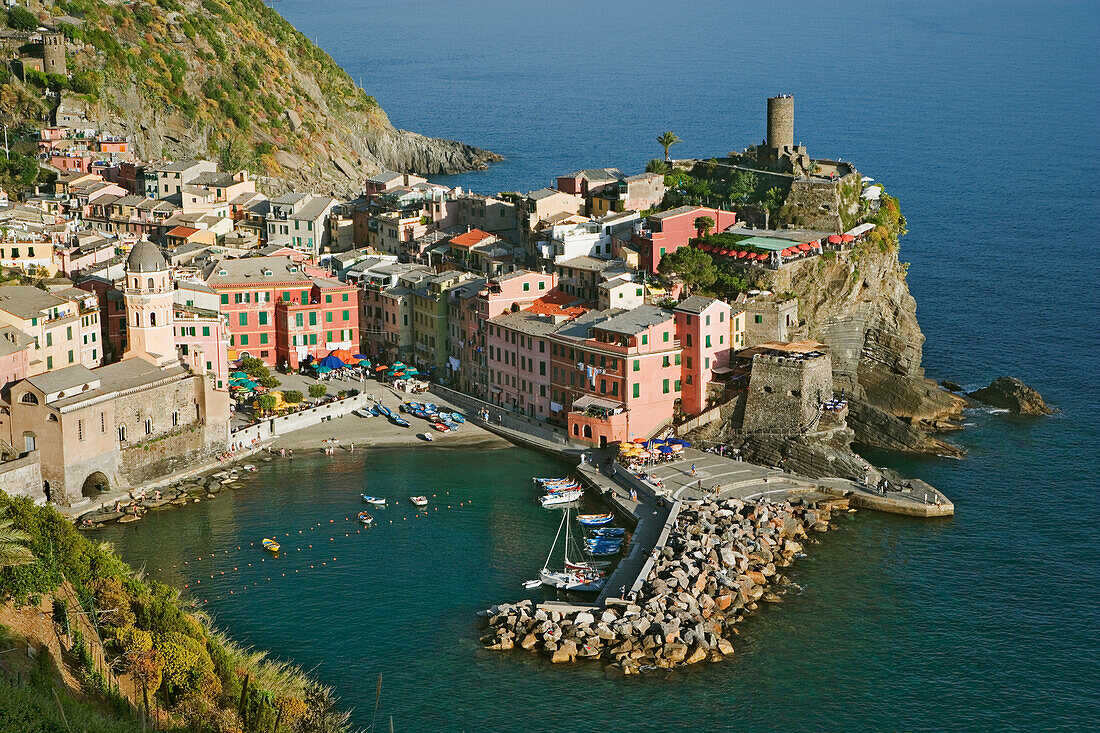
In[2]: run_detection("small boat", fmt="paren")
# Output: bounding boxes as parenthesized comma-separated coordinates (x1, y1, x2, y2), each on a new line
(539, 507, 606, 592)
(544, 483, 580, 493)
(540, 489, 582, 507)
(410, 495, 428, 507)
(392, 416, 410, 427)
(589, 527, 625, 537)
(376, 404, 393, 418)
(540, 480, 577, 489)
(534, 476, 571, 485)
(262, 538, 280, 552)
(586, 545, 621, 557)
(242, 464, 257, 472)
(522, 579, 542, 589)
(432, 422, 449, 432)
(358, 511, 373, 526)
(450, 412, 466, 423)
(361, 494, 387, 506)
(353, 408, 374, 418)
(418, 433, 434, 442)
(577, 512, 614, 526)
(398, 403, 408, 413)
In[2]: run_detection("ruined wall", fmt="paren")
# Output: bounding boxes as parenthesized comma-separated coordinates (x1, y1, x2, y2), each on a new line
(118, 427, 213, 486)
(0, 453, 44, 503)
(742, 353, 832, 435)
(780, 174, 861, 232)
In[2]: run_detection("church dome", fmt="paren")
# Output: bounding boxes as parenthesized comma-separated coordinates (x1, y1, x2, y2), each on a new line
(126, 240, 167, 273)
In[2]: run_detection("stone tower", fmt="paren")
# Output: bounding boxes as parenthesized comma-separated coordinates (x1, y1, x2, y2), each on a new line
(767, 94, 794, 151)
(123, 241, 177, 368)
(741, 351, 833, 436)
(41, 30, 67, 76)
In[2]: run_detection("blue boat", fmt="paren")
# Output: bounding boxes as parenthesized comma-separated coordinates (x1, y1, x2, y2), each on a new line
(450, 412, 465, 423)
(577, 513, 614, 526)
(361, 494, 386, 506)
(590, 527, 625, 537)
(586, 545, 621, 557)
(376, 404, 392, 418)
(392, 416, 410, 427)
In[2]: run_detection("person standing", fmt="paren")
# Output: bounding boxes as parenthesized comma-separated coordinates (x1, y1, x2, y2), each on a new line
(691, 463, 697, 476)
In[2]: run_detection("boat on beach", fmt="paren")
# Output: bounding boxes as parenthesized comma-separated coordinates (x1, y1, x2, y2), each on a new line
(410, 495, 428, 507)
(577, 512, 614, 526)
(418, 433, 434, 442)
(358, 511, 373, 526)
(262, 538, 280, 552)
(392, 416, 410, 427)
(353, 408, 374, 418)
(540, 489, 582, 507)
(376, 404, 393, 418)
(361, 494, 386, 506)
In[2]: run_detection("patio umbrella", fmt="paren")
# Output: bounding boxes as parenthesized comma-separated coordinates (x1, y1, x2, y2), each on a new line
(317, 355, 345, 369)
(841, 234, 855, 243)
(329, 349, 358, 365)
(403, 367, 420, 375)
(231, 371, 247, 379)
(798, 243, 812, 251)
(314, 365, 332, 374)
(668, 438, 691, 447)
(657, 445, 674, 454)
(756, 253, 770, 261)
(828, 234, 842, 244)
(354, 354, 369, 360)
(375, 364, 389, 372)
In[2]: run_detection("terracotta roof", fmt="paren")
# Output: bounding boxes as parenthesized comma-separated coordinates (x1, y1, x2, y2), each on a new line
(449, 229, 496, 249)
(166, 226, 201, 238)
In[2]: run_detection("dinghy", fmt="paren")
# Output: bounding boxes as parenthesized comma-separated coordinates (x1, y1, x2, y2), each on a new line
(392, 416, 410, 427)
(262, 538, 280, 552)
(353, 408, 374, 418)
(577, 512, 614, 526)
(589, 527, 625, 537)
(418, 433, 434, 442)
(361, 495, 387, 506)
(376, 404, 392, 418)
(357, 511, 373, 526)
(410, 495, 428, 507)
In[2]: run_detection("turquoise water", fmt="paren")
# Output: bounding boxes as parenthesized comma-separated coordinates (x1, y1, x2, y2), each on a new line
(106, 0, 1100, 728)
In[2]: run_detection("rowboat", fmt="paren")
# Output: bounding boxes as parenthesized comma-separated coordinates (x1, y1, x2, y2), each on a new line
(577, 512, 614, 526)
(361, 494, 386, 506)
(585, 544, 621, 557)
(540, 489, 582, 507)
(357, 511, 373, 526)
(262, 538, 280, 552)
(589, 527, 625, 537)
(432, 422, 449, 432)
(534, 477, 571, 485)
(376, 404, 393, 418)
(418, 433, 434, 442)
(410, 495, 428, 507)
(450, 412, 466, 423)
(392, 416, 410, 427)
(353, 408, 373, 418)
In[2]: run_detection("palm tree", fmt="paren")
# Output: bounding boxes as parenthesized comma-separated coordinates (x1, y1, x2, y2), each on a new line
(0, 507, 34, 568)
(645, 159, 671, 175)
(657, 131, 681, 162)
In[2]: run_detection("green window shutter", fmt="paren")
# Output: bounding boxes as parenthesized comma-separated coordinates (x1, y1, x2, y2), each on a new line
(705, 335, 712, 348)
(309, 334, 317, 345)
(663, 331, 669, 342)
(202, 326, 210, 336)
(523, 282, 530, 292)
(68, 350, 74, 363)
(633, 359, 640, 372)
(239, 313, 247, 326)
(342, 310, 349, 321)
(674, 380, 681, 392)
(663, 379, 669, 394)
(260, 333, 268, 344)
(663, 356, 670, 367)
(343, 293, 349, 301)
(259, 311, 269, 326)
(309, 312, 317, 326)
(326, 312, 333, 323)
(282, 291, 290, 302)
(240, 334, 248, 345)
(641, 334, 648, 345)
(47, 356, 53, 369)
(675, 353, 681, 365)
(326, 294, 332, 303)
(327, 331, 333, 341)
(755, 315, 763, 324)
(632, 383, 640, 399)
(301, 290, 309, 304)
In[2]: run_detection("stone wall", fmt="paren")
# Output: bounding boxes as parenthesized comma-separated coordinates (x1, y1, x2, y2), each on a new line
(780, 174, 861, 232)
(0, 452, 44, 503)
(118, 426, 212, 486)
(741, 353, 833, 435)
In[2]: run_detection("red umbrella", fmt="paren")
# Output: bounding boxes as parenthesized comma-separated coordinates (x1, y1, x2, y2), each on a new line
(841, 234, 855, 243)
(739, 251, 751, 259)
(780, 248, 792, 256)
(759, 253, 771, 261)
(798, 243, 812, 251)
(717, 249, 729, 256)
(828, 234, 842, 244)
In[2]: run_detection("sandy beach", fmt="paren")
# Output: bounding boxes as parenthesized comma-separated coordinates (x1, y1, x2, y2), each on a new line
(267, 408, 511, 453)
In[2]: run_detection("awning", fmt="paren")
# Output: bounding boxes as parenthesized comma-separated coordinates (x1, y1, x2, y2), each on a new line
(572, 394, 624, 411)
(841, 234, 855, 243)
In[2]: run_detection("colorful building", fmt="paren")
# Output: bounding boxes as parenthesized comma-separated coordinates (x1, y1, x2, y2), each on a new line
(634, 206, 738, 274)
(674, 295, 732, 415)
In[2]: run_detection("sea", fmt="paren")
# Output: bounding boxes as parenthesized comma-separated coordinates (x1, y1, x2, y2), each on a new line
(101, 0, 1100, 729)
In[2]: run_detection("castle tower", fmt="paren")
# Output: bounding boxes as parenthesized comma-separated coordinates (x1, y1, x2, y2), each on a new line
(123, 241, 177, 368)
(766, 94, 794, 151)
(41, 31, 67, 76)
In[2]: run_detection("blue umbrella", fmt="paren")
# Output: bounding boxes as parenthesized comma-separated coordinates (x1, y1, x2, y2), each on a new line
(317, 355, 345, 369)
(668, 438, 691, 447)
(353, 354, 368, 360)
(657, 445, 674, 454)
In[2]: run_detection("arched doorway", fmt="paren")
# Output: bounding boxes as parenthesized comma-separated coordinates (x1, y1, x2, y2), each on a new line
(81, 471, 109, 498)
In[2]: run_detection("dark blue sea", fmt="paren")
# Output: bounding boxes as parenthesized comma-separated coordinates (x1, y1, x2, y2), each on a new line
(105, 1, 1100, 729)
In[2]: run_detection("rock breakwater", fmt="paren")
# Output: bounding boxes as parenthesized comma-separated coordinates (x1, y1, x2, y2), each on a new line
(477, 496, 843, 673)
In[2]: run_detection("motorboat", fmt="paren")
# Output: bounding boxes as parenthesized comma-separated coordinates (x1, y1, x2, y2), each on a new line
(577, 512, 614, 526)
(357, 511, 373, 526)
(540, 489, 582, 507)
(353, 408, 374, 418)
(410, 495, 428, 507)
(539, 507, 606, 592)
(261, 538, 280, 552)
(361, 495, 387, 506)
(392, 416, 410, 427)
(376, 404, 393, 418)
(589, 527, 625, 538)
(418, 433, 434, 442)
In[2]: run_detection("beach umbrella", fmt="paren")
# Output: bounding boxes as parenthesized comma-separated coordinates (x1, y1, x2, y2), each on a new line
(329, 349, 358, 365)
(317, 355, 346, 369)
(403, 367, 420, 375)
(828, 234, 842, 244)
(668, 438, 691, 447)
(314, 365, 332, 374)
(798, 243, 812, 251)
(354, 354, 369, 360)
(375, 364, 389, 372)
(231, 371, 247, 379)
(841, 234, 855, 243)
(657, 445, 673, 454)
(737, 251, 749, 259)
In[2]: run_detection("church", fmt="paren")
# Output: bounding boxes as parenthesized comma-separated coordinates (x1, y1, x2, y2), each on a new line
(0, 241, 230, 506)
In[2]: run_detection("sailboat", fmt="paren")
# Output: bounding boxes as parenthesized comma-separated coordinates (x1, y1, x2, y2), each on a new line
(539, 506, 606, 592)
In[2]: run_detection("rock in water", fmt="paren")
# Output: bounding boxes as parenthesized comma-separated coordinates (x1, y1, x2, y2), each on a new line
(969, 377, 1053, 415)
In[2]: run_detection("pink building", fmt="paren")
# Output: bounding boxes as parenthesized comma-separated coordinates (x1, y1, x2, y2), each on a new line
(674, 295, 732, 415)
(635, 206, 737, 274)
(0, 326, 33, 391)
(485, 309, 557, 419)
(174, 306, 230, 391)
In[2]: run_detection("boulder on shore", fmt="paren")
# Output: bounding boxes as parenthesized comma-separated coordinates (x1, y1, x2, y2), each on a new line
(969, 377, 1053, 416)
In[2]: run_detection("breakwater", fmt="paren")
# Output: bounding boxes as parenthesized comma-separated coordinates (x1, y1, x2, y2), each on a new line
(477, 494, 843, 672)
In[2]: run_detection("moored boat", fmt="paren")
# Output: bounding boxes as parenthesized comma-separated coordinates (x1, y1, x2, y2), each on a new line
(539, 507, 606, 592)
(577, 512, 614, 526)
(589, 527, 625, 537)
(262, 538, 280, 552)
(540, 489, 582, 507)
(410, 495, 428, 507)
(361, 494, 386, 506)
(357, 511, 373, 526)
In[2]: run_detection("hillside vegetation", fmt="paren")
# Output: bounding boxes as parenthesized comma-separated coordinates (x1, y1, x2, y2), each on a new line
(2, 0, 498, 194)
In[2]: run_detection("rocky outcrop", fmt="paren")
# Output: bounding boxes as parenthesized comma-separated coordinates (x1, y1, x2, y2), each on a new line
(760, 243, 967, 453)
(478, 497, 841, 673)
(969, 377, 1053, 416)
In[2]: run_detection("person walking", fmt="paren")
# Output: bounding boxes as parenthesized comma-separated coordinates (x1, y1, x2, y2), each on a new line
(691, 463, 697, 476)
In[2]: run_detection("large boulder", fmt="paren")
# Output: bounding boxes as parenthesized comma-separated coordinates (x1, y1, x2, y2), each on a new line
(969, 377, 1053, 415)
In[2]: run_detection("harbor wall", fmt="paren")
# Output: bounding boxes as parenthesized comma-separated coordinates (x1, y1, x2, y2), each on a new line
(229, 393, 375, 446)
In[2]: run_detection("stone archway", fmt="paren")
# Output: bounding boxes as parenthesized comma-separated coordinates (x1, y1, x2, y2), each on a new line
(81, 471, 110, 498)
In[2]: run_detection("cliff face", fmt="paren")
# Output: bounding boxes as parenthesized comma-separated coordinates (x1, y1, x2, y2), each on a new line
(23, 0, 498, 195)
(758, 241, 967, 454)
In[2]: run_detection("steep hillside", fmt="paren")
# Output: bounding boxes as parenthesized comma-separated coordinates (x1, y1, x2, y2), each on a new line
(6, 0, 499, 194)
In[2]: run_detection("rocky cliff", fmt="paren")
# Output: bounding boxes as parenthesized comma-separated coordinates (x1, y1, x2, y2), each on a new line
(11, 0, 499, 195)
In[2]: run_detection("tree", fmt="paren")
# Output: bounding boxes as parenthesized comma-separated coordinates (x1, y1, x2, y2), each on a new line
(258, 375, 279, 389)
(0, 507, 33, 569)
(657, 131, 681, 162)
(645, 158, 671, 175)
(255, 394, 277, 415)
(6, 6, 37, 32)
(694, 216, 715, 237)
(282, 390, 303, 404)
(308, 384, 326, 399)
(657, 246, 718, 294)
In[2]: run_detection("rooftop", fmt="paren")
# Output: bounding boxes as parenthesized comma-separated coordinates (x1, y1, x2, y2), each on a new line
(449, 229, 496, 249)
(596, 304, 673, 336)
(650, 205, 703, 220)
(673, 295, 721, 314)
(0, 286, 71, 320)
(203, 256, 311, 287)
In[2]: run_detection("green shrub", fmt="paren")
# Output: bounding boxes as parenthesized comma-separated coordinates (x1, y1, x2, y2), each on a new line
(308, 384, 327, 399)
(6, 6, 37, 32)
(282, 389, 303, 404)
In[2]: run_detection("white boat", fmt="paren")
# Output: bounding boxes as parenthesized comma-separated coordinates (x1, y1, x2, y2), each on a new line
(361, 494, 386, 506)
(539, 489, 582, 507)
(353, 408, 374, 418)
(410, 495, 428, 507)
(357, 511, 373, 526)
(539, 507, 605, 592)
(418, 433, 433, 442)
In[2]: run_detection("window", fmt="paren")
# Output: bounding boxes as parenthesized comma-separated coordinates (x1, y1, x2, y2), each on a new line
(240, 334, 248, 346)
(239, 313, 248, 326)
(68, 350, 74, 364)
(202, 326, 210, 336)
(686, 334, 692, 347)
(327, 331, 333, 342)
(260, 333, 268, 345)
(259, 312, 269, 326)
(301, 290, 309, 303)
(100, 412, 106, 433)
(144, 418, 152, 435)
(325, 312, 333, 323)
(755, 314, 763, 324)
(46, 356, 53, 370)
(705, 335, 712, 348)
(636, 288, 643, 296)
(663, 355, 670, 367)
(221, 294, 229, 305)
(720, 311, 725, 322)
(118, 425, 126, 442)
(46, 332, 52, 347)
(522, 282, 530, 292)
(705, 315, 711, 326)
(674, 379, 681, 392)
(663, 331, 669, 342)
(663, 379, 670, 394)
(309, 312, 317, 326)
(295, 313, 303, 328)
(632, 359, 640, 372)
(172, 411, 179, 427)
(282, 291, 290, 302)
(67, 326, 72, 340)
(641, 334, 648, 345)
(632, 383, 640, 399)
(343, 293, 349, 301)
(675, 354, 681, 365)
